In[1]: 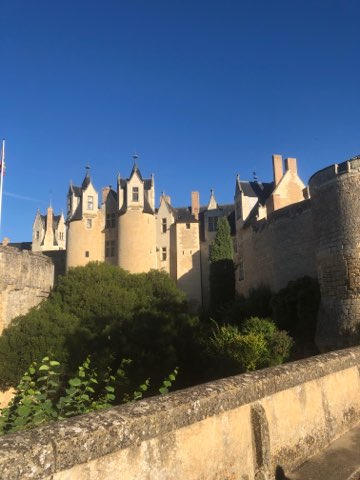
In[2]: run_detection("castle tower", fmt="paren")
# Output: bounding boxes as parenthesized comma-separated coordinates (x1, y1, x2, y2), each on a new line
(32, 206, 66, 252)
(309, 156, 360, 350)
(117, 159, 157, 273)
(66, 168, 104, 269)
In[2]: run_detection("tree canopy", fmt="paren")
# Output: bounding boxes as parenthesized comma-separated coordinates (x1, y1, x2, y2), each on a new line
(0, 263, 196, 391)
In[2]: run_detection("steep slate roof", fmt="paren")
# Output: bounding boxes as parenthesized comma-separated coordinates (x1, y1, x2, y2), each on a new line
(239, 181, 274, 206)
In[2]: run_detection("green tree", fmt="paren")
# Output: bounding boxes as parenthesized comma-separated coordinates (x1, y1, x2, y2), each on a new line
(209, 217, 235, 312)
(0, 263, 195, 393)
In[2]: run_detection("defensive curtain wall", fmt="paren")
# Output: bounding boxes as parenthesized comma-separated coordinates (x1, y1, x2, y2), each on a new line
(237, 199, 317, 296)
(0, 347, 359, 479)
(0, 246, 54, 334)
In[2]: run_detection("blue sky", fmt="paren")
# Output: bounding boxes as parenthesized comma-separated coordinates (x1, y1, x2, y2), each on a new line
(1, 0, 359, 242)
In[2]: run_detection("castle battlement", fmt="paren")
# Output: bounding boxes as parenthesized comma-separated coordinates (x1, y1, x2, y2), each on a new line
(309, 155, 360, 189)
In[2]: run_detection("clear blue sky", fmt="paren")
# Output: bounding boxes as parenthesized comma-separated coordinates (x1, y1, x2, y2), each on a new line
(1, 0, 359, 242)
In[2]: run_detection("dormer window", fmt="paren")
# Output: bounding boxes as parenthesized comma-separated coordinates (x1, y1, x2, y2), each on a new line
(87, 196, 94, 210)
(132, 187, 139, 202)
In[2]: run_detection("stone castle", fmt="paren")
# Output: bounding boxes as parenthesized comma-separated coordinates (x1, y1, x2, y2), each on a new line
(25, 152, 360, 350)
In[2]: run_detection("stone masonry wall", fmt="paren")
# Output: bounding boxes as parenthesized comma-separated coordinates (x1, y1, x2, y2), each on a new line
(0, 347, 360, 480)
(0, 246, 54, 333)
(310, 157, 360, 351)
(237, 199, 317, 295)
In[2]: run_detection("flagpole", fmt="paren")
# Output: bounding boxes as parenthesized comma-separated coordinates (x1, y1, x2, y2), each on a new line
(0, 139, 5, 241)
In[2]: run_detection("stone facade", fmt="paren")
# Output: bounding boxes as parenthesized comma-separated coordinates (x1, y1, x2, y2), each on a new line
(0, 246, 54, 333)
(65, 163, 236, 308)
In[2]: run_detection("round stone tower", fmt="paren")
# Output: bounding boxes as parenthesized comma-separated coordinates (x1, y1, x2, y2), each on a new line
(118, 209, 157, 273)
(309, 156, 360, 350)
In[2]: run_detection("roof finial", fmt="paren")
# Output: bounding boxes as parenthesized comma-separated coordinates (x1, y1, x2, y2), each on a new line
(85, 164, 90, 177)
(132, 152, 139, 169)
(253, 171, 258, 181)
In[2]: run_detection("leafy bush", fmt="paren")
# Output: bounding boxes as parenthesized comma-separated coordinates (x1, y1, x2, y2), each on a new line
(219, 285, 272, 325)
(0, 356, 178, 436)
(206, 317, 293, 376)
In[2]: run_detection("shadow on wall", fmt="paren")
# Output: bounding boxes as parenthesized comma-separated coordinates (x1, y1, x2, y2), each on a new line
(176, 250, 202, 310)
(275, 465, 292, 479)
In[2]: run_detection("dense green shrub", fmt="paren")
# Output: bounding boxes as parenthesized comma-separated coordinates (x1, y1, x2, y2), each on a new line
(270, 277, 320, 340)
(220, 285, 272, 325)
(206, 317, 293, 377)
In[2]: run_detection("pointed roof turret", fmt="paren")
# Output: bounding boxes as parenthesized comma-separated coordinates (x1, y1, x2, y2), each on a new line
(207, 189, 218, 210)
(82, 164, 91, 189)
(129, 153, 143, 181)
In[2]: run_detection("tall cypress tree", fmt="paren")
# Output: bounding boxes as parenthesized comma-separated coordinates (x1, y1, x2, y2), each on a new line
(209, 216, 235, 312)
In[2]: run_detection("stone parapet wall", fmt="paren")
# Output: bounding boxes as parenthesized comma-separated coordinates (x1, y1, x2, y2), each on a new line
(1, 347, 360, 479)
(0, 246, 54, 333)
(237, 199, 317, 295)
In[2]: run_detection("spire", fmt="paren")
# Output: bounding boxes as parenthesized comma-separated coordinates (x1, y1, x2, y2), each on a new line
(129, 153, 143, 180)
(235, 174, 242, 195)
(82, 164, 91, 189)
(208, 189, 218, 210)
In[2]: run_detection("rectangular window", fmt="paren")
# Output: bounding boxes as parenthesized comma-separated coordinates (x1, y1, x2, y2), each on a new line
(59, 232, 64, 241)
(106, 213, 110, 228)
(86, 219, 92, 229)
(186, 223, 191, 229)
(208, 216, 218, 232)
(162, 218, 167, 233)
(105, 241, 110, 258)
(87, 196, 94, 210)
(132, 187, 139, 202)
(36, 231, 39, 240)
(110, 240, 115, 257)
(85, 251, 90, 258)
(111, 213, 116, 228)
(162, 247, 167, 261)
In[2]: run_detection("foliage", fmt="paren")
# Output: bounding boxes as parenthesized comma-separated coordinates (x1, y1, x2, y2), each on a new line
(209, 217, 235, 312)
(0, 263, 192, 392)
(0, 356, 178, 436)
(206, 317, 293, 376)
(219, 285, 272, 325)
(270, 277, 320, 340)
(0, 303, 79, 389)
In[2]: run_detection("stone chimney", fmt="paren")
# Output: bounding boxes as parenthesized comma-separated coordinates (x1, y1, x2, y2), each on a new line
(191, 191, 200, 220)
(46, 206, 53, 237)
(272, 154, 283, 186)
(285, 157, 298, 175)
